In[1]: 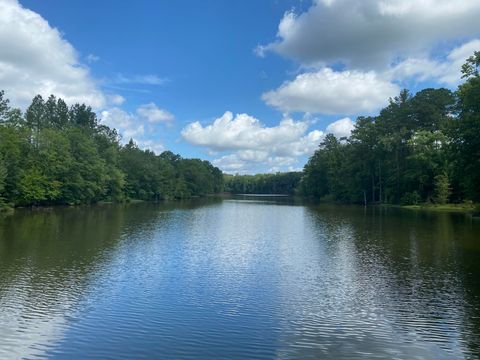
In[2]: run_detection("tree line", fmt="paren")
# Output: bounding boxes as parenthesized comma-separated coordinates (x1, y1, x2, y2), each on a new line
(1, 52, 478, 207)
(0, 93, 223, 208)
(300, 52, 480, 205)
(224, 172, 302, 195)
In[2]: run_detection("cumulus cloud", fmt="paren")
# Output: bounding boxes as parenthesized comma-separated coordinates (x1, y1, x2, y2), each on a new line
(135, 139, 165, 154)
(100, 102, 172, 152)
(100, 108, 145, 140)
(258, 1, 480, 116)
(106, 94, 126, 105)
(0, 0, 170, 156)
(136, 102, 174, 123)
(258, 0, 480, 69)
(181, 111, 325, 173)
(388, 39, 480, 86)
(0, 0, 111, 108)
(182, 112, 363, 173)
(213, 152, 300, 174)
(326, 117, 355, 138)
(181, 111, 322, 154)
(262, 68, 399, 115)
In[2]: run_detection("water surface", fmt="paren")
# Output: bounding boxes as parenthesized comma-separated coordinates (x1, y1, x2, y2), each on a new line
(1, 197, 479, 359)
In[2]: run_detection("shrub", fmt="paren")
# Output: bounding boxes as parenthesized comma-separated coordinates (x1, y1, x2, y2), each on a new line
(401, 191, 421, 205)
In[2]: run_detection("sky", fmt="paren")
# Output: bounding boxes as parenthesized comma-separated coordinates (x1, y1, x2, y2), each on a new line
(0, 0, 479, 174)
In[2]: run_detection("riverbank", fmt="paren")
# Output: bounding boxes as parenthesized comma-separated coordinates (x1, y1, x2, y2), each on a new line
(383, 202, 478, 214)
(0, 195, 226, 215)
(4, 197, 479, 217)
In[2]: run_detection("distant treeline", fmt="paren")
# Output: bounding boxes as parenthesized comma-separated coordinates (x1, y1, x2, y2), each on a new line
(224, 172, 302, 195)
(226, 52, 480, 205)
(0, 92, 223, 207)
(1, 52, 479, 208)
(300, 52, 480, 205)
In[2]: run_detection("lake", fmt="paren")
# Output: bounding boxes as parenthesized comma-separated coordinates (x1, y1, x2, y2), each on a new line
(0, 196, 479, 359)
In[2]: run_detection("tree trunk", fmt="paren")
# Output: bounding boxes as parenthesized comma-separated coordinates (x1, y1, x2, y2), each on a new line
(371, 171, 375, 203)
(378, 161, 382, 204)
(396, 148, 400, 202)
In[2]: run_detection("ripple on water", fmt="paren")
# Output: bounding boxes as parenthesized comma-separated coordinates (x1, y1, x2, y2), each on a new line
(0, 201, 479, 359)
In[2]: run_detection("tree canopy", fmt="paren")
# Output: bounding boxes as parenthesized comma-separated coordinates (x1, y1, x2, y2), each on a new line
(224, 172, 302, 195)
(0, 91, 223, 207)
(1, 53, 479, 208)
(300, 52, 480, 205)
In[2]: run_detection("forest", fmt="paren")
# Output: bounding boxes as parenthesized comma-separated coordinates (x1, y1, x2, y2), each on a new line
(0, 93, 223, 208)
(224, 172, 302, 195)
(1, 52, 479, 208)
(226, 52, 480, 206)
(300, 52, 480, 205)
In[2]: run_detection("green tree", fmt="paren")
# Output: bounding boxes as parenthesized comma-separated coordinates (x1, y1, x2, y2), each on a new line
(410, 88, 455, 131)
(0, 124, 30, 202)
(405, 130, 448, 201)
(0, 90, 10, 123)
(451, 51, 480, 201)
(25, 95, 47, 146)
(62, 127, 108, 204)
(301, 134, 350, 201)
(434, 173, 451, 205)
(44, 95, 69, 129)
(0, 91, 224, 206)
(69, 103, 98, 130)
(0, 158, 6, 208)
(18, 168, 61, 205)
(349, 116, 381, 203)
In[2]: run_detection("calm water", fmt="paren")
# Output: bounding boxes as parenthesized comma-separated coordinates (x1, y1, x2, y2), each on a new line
(1, 197, 480, 359)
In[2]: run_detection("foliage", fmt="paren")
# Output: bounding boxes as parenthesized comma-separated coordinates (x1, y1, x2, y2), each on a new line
(1, 51, 478, 207)
(0, 158, 6, 208)
(400, 191, 421, 206)
(450, 51, 480, 201)
(18, 168, 61, 205)
(300, 52, 479, 205)
(224, 172, 302, 194)
(0, 93, 223, 207)
(434, 173, 451, 205)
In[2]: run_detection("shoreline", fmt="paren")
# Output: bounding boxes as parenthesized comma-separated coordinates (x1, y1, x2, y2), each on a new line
(3, 197, 479, 217)
(381, 203, 478, 214)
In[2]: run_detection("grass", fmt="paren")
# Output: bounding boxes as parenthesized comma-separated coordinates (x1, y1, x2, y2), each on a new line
(0, 204, 14, 214)
(125, 199, 145, 203)
(399, 203, 476, 213)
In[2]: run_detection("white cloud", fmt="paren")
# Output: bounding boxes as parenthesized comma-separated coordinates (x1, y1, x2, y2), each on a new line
(182, 112, 364, 173)
(181, 111, 318, 153)
(135, 139, 165, 154)
(258, 1, 480, 117)
(136, 102, 174, 123)
(326, 117, 355, 138)
(112, 74, 167, 85)
(262, 68, 399, 115)
(259, 0, 480, 69)
(86, 54, 100, 63)
(0, 0, 111, 108)
(100, 103, 171, 152)
(106, 94, 125, 105)
(100, 108, 145, 141)
(0, 0, 169, 157)
(213, 152, 300, 174)
(388, 39, 480, 86)
(182, 111, 325, 173)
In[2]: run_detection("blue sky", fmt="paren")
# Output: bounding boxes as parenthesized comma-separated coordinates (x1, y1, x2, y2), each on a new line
(1, 0, 479, 173)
